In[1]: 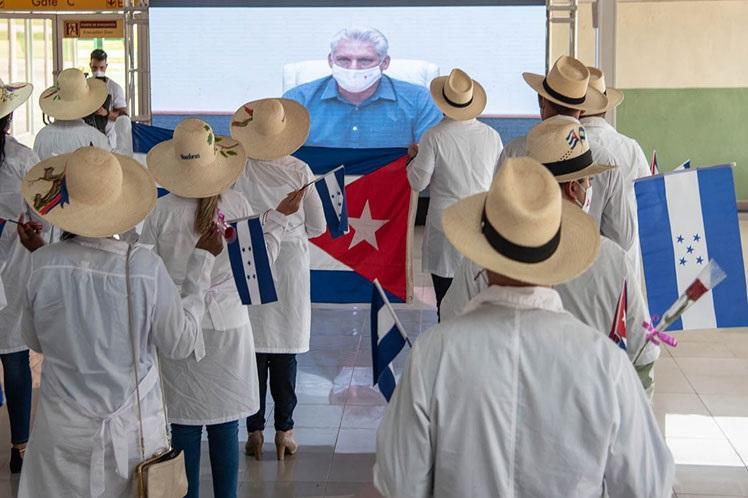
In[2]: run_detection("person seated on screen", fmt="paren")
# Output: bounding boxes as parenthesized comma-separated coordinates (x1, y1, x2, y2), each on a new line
(282, 26, 442, 149)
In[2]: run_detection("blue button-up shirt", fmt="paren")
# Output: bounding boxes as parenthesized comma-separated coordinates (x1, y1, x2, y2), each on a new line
(283, 75, 443, 148)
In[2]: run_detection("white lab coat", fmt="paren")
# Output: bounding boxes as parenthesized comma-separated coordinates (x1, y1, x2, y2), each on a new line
(581, 116, 651, 286)
(233, 156, 326, 354)
(499, 116, 635, 251)
(374, 285, 674, 498)
(139, 190, 288, 424)
(18, 237, 213, 498)
(33, 119, 110, 160)
(0, 137, 39, 354)
(408, 118, 503, 277)
(441, 237, 660, 366)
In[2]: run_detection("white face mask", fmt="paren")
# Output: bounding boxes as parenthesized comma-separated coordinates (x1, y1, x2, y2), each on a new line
(331, 64, 382, 93)
(575, 183, 593, 213)
(92, 70, 106, 78)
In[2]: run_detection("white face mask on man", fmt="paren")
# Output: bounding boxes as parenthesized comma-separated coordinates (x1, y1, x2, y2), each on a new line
(574, 182, 593, 213)
(331, 64, 382, 93)
(92, 70, 106, 79)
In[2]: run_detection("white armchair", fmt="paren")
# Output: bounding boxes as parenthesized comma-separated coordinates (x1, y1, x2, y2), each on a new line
(282, 59, 440, 93)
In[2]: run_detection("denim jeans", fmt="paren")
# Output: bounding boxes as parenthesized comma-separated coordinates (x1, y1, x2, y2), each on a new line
(0, 350, 32, 445)
(246, 353, 297, 432)
(171, 421, 239, 498)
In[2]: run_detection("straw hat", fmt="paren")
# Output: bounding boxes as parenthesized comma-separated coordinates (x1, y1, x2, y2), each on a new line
(523, 56, 607, 113)
(527, 117, 613, 182)
(147, 119, 246, 198)
(581, 67, 624, 115)
(231, 98, 309, 161)
(39, 68, 107, 120)
(443, 157, 600, 286)
(430, 68, 486, 120)
(21, 147, 156, 237)
(0, 79, 33, 120)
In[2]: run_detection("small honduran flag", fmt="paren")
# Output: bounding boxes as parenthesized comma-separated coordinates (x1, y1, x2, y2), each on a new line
(227, 215, 278, 305)
(609, 280, 628, 351)
(650, 150, 659, 176)
(314, 165, 348, 239)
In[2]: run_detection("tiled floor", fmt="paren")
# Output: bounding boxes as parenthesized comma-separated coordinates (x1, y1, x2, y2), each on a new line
(0, 216, 746, 497)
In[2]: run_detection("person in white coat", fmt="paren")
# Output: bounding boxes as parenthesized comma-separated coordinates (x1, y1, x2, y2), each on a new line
(499, 56, 636, 252)
(442, 118, 660, 396)
(33, 68, 110, 161)
(374, 157, 674, 498)
(14, 146, 222, 498)
(141, 119, 306, 497)
(231, 98, 326, 460)
(581, 67, 651, 285)
(406, 69, 503, 318)
(0, 78, 37, 474)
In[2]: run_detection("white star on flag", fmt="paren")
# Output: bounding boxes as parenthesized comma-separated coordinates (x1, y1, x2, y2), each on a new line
(348, 200, 388, 250)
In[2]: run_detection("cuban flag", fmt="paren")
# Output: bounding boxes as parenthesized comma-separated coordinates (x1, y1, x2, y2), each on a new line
(635, 164, 748, 330)
(313, 165, 348, 239)
(650, 150, 659, 176)
(227, 216, 278, 305)
(370, 279, 411, 402)
(674, 160, 691, 171)
(609, 281, 627, 350)
(294, 147, 413, 303)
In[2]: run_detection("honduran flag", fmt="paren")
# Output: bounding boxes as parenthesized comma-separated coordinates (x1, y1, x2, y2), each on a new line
(313, 165, 348, 239)
(635, 164, 748, 330)
(609, 281, 627, 351)
(370, 279, 410, 402)
(227, 216, 278, 305)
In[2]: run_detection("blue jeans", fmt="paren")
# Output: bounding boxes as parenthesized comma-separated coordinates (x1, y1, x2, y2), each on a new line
(0, 350, 32, 445)
(171, 421, 238, 498)
(246, 353, 297, 432)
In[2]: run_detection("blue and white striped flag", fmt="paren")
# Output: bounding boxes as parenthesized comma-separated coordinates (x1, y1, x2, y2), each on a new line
(314, 165, 348, 239)
(370, 279, 410, 402)
(227, 216, 278, 305)
(673, 160, 691, 171)
(635, 164, 748, 330)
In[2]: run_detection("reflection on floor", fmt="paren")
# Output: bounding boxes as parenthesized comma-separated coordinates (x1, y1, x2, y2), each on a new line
(0, 219, 747, 497)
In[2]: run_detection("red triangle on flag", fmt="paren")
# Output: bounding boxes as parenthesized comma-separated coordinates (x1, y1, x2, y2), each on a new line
(609, 280, 628, 347)
(310, 155, 410, 300)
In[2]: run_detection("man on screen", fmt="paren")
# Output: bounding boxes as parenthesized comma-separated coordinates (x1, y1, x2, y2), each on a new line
(283, 26, 442, 148)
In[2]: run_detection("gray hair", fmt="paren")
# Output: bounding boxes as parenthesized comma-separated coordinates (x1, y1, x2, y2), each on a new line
(329, 27, 389, 61)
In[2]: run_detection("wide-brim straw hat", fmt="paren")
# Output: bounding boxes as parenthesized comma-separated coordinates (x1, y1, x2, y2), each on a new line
(430, 68, 487, 120)
(39, 68, 107, 120)
(0, 79, 33, 120)
(231, 98, 309, 161)
(527, 116, 613, 182)
(22, 146, 156, 237)
(148, 118, 246, 198)
(523, 56, 607, 113)
(581, 67, 624, 115)
(443, 156, 600, 286)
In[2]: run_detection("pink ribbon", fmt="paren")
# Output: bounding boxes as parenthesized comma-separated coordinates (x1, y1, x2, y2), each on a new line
(642, 320, 678, 348)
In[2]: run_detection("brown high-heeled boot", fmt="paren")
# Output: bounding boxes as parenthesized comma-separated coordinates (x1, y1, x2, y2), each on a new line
(274, 430, 298, 461)
(244, 431, 264, 461)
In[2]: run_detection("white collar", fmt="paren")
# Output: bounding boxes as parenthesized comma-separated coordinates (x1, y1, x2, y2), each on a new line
(72, 236, 130, 255)
(463, 285, 565, 315)
(580, 116, 614, 130)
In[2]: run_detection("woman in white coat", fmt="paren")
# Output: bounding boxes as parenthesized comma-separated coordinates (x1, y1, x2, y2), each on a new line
(0, 78, 38, 473)
(231, 99, 326, 460)
(141, 119, 306, 496)
(15, 146, 222, 498)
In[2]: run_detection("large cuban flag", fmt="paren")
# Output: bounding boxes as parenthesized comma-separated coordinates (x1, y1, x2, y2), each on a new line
(635, 164, 748, 330)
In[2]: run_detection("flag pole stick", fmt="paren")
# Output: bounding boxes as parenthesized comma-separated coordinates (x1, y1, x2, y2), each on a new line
(373, 279, 412, 347)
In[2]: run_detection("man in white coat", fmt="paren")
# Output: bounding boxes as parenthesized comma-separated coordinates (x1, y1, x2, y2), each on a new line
(407, 68, 503, 318)
(374, 157, 674, 498)
(33, 68, 110, 161)
(442, 118, 660, 397)
(500, 56, 635, 252)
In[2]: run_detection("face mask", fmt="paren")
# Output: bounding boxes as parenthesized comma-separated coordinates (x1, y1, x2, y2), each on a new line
(331, 64, 382, 93)
(575, 183, 593, 213)
(92, 70, 106, 79)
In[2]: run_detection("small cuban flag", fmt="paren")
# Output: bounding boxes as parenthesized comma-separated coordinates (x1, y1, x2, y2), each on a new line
(635, 164, 748, 330)
(673, 160, 691, 171)
(370, 279, 411, 402)
(314, 165, 348, 239)
(650, 150, 659, 176)
(609, 281, 627, 351)
(226, 215, 278, 305)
